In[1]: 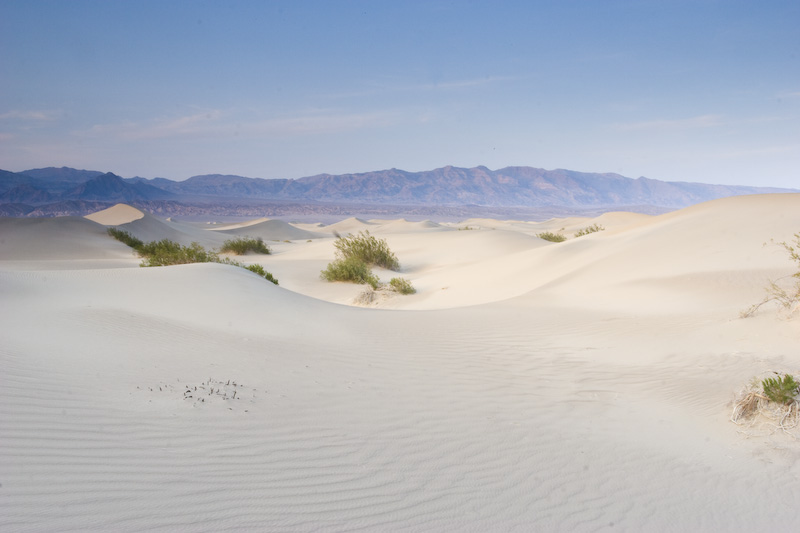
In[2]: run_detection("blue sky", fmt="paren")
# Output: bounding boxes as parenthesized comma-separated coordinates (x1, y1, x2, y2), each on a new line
(1, 0, 798, 187)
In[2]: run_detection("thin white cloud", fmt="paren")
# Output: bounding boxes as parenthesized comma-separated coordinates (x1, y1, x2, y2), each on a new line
(79, 108, 412, 141)
(0, 110, 63, 121)
(84, 110, 225, 141)
(613, 114, 725, 132)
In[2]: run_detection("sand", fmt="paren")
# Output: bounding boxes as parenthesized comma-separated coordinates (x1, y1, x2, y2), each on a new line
(2, 194, 800, 531)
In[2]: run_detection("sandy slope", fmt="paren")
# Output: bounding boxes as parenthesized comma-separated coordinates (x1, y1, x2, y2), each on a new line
(210, 218, 324, 241)
(0, 216, 138, 269)
(1, 194, 800, 531)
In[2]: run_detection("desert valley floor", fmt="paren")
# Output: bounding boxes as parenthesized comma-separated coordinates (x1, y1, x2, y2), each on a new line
(2, 194, 800, 531)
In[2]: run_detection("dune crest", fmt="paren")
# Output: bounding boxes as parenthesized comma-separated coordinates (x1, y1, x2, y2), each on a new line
(83, 203, 145, 225)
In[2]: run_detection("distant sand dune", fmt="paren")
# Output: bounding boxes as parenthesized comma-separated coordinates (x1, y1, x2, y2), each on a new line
(323, 216, 376, 234)
(210, 218, 324, 241)
(84, 203, 145, 225)
(114, 211, 229, 249)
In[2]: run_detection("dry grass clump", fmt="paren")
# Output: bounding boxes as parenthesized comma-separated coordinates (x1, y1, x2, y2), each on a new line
(220, 237, 271, 255)
(333, 230, 399, 270)
(537, 231, 566, 243)
(107, 229, 279, 284)
(321, 231, 415, 296)
(107, 228, 144, 249)
(389, 277, 416, 294)
(574, 224, 605, 237)
(731, 371, 800, 438)
(321, 255, 380, 289)
(137, 239, 219, 266)
(245, 263, 279, 285)
(741, 232, 800, 318)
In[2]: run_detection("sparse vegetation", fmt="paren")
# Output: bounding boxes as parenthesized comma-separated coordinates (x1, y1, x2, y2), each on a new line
(741, 232, 800, 317)
(245, 263, 279, 285)
(731, 371, 800, 437)
(537, 231, 567, 243)
(332, 230, 399, 270)
(107, 229, 278, 284)
(320, 256, 380, 289)
(320, 231, 415, 295)
(137, 239, 218, 266)
(107, 228, 144, 250)
(220, 237, 271, 255)
(574, 224, 605, 237)
(762, 374, 799, 405)
(389, 277, 416, 295)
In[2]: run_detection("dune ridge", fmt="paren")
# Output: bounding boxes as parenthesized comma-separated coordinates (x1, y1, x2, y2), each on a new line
(1, 193, 799, 531)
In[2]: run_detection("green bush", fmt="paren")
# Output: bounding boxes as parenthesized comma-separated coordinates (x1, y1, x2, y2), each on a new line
(220, 237, 271, 255)
(107, 227, 144, 250)
(389, 277, 416, 295)
(333, 230, 399, 270)
(246, 263, 279, 285)
(138, 240, 221, 266)
(762, 374, 799, 405)
(574, 224, 605, 237)
(320, 256, 380, 289)
(537, 231, 567, 243)
(109, 230, 279, 284)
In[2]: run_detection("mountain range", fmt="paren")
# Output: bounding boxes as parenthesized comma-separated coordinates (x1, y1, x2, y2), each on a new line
(0, 165, 795, 218)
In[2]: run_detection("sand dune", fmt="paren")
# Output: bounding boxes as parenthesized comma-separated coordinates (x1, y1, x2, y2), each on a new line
(210, 218, 324, 241)
(0, 216, 136, 268)
(84, 203, 146, 225)
(2, 194, 800, 531)
(323, 216, 376, 235)
(206, 216, 273, 230)
(370, 218, 448, 233)
(113, 211, 229, 249)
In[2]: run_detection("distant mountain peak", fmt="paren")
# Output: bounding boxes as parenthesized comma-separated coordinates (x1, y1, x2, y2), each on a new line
(64, 172, 173, 202)
(1, 164, 796, 218)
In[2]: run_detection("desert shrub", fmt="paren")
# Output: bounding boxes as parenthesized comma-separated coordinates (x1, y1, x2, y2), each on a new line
(537, 231, 567, 243)
(138, 240, 219, 266)
(333, 230, 400, 270)
(389, 277, 416, 295)
(246, 263, 266, 276)
(320, 256, 380, 289)
(107, 227, 144, 250)
(731, 371, 800, 437)
(113, 235, 279, 284)
(245, 263, 279, 285)
(762, 374, 799, 405)
(742, 232, 800, 317)
(574, 224, 605, 237)
(220, 237, 271, 255)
